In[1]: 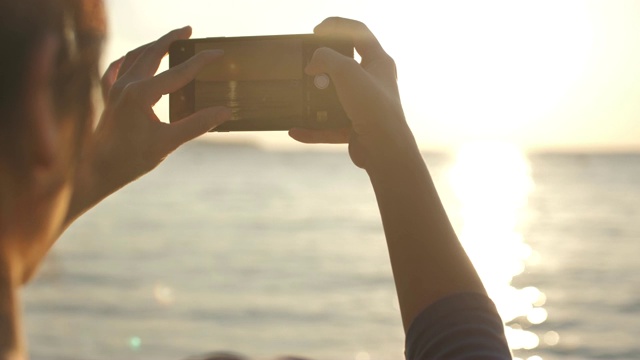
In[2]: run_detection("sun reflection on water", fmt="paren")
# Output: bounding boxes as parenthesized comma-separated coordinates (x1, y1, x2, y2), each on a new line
(448, 142, 549, 356)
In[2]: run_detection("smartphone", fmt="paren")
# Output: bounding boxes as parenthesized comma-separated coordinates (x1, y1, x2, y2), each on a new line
(169, 34, 354, 131)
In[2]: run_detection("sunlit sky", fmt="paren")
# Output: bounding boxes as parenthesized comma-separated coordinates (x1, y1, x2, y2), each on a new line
(104, 0, 640, 152)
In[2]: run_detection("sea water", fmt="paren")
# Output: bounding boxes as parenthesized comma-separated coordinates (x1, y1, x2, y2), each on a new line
(23, 140, 640, 360)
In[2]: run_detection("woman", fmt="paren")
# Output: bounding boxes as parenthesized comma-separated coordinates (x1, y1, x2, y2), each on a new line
(0, 0, 510, 358)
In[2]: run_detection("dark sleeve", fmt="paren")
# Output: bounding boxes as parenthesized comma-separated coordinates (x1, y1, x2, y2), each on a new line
(405, 292, 512, 360)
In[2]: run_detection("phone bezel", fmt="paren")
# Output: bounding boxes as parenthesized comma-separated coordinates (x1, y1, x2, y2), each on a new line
(169, 34, 353, 132)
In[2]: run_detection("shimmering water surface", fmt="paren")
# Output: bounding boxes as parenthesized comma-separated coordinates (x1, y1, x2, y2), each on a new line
(24, 141, 640, 360)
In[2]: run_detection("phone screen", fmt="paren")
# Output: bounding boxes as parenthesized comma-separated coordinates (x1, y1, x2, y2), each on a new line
(194, 39, 304, 121)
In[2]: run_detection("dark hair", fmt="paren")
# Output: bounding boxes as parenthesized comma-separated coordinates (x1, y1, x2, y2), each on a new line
(0, 0, 105, 167)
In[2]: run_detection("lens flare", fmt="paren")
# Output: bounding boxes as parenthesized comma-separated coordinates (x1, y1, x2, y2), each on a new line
(154, 283, 175, 306)
(129, 336, 142, 351)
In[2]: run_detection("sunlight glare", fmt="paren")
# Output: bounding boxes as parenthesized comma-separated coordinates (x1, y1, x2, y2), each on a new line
(543, 331, 560, 346)
(505, 327, 539, 350)
(368, 0, 595, 148)
(448, 142, 549, 355)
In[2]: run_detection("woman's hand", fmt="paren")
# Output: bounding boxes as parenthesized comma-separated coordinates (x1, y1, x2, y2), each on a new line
(289, 17, 419, 170)
(66, 26, 232, 225)
(291, 18, 489, 333)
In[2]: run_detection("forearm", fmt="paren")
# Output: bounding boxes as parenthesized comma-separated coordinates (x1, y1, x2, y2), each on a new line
(366, 143, 486, 332)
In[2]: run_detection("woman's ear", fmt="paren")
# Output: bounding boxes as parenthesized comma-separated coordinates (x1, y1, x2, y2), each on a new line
(22, 34, 60, 171)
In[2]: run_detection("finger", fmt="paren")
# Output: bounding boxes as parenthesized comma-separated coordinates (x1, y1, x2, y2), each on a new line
(161, 106, 232, 152)
(101, 56, 124, 101)
(304, 47, 384, 131)
(314, 17, 397, 86)
(288, 127, 350, 144)
(126, 26, 192, 79)
(314, 17, 389, 66)
(117, 43, 151, 79)
(306, 46, 363, 78)
(139, 49, 223, 101)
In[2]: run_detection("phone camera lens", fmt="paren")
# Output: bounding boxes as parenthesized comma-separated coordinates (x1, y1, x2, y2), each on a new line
(314, 74, 330, 90)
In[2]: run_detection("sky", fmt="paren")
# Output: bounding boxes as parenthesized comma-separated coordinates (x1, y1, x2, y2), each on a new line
(103, 0, 640, 152)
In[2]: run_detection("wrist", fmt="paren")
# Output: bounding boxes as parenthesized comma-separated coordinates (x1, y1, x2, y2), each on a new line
(363, 130, 424, 176)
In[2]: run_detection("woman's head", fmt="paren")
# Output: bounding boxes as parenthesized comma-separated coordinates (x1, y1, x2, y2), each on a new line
(0, 0, 105, 168)
(0, 0, 106, 262)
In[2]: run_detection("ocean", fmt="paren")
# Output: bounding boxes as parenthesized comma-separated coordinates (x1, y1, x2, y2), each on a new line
(23, 140, 640, 360)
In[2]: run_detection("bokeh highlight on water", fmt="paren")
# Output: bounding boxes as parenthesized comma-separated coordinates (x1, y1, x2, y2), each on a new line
(23, 140, 640, 360)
